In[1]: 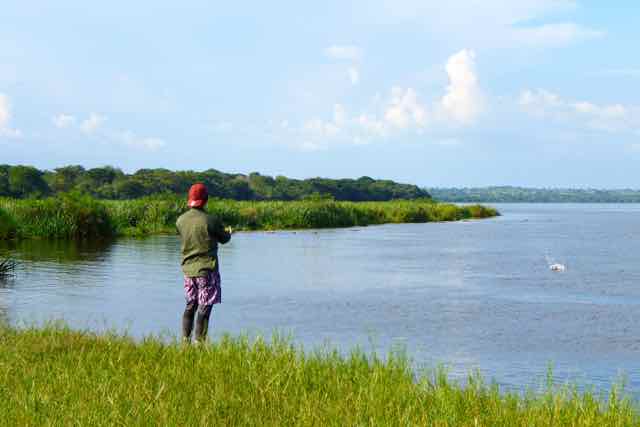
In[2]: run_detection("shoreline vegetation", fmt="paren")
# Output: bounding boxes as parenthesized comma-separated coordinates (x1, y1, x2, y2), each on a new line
(0, 194, 498, 240)
(429, 186, 640, 203)
(1, 325, 636, 426)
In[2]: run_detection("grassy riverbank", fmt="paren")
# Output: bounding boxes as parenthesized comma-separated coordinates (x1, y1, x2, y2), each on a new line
(0, 194, 498, 239)
(0, 325, 636, 426)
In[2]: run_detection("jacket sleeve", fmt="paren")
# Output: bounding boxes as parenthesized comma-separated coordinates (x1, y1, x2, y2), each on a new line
(208, 216, 231, 244)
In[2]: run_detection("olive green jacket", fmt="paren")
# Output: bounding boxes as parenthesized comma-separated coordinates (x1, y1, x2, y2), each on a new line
(176, 208, 231, 277)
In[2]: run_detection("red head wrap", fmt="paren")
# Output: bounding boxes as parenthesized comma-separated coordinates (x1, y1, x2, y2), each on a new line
(187, 183, 208, 208)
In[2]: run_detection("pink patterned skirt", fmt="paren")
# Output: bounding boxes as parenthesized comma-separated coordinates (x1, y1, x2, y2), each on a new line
(184, 270, 221, 306)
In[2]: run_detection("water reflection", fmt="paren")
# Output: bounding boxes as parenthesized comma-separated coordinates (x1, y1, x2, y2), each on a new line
(0, 238, 115, 263)
(0, 241, 18, 322)
(0, 274, 16, 325)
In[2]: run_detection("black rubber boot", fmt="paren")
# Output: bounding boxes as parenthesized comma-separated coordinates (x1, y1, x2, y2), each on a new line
(182, 301, 198, 341)
(194, 305, 213, 342)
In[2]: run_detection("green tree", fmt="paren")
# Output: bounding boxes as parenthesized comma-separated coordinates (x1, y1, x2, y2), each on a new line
(48, 165, 86, 193)
(8, 166, 50, 198)
(1, 164, 433, 201)
(113, 177, 145, 199)
(0, 165, 10, 197)
(225, 177, 253, 200)
(86, 166, 122, 186)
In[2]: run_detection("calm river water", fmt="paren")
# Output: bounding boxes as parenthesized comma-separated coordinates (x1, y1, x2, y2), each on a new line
(2, 204, 640, 395)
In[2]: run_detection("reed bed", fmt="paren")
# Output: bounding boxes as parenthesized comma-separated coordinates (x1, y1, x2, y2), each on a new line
(0, 207, 17, 239)
(0, 194, 112, 239)
(0, 324, 636, 426)
(0, 194, 498, 239)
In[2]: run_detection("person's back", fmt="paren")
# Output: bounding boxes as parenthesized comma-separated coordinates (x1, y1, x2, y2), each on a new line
(176, 207, 229, 277)
(176, 183, 231, 343)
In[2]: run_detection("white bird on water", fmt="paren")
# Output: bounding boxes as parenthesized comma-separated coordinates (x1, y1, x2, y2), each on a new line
(549, 263, 566, 272)
(546, 255, 566, 272)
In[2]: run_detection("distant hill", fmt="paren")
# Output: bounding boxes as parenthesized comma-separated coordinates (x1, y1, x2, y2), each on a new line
(428, 186, 640, 203)
(0, 164, 430, 201)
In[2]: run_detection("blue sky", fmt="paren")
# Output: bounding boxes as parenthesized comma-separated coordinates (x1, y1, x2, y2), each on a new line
(1, 1, 639, 187)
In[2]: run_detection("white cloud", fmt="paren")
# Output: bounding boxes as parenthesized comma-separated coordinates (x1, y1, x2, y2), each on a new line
(50, 110, 165, 150)
(52, 114, 76, 129)
(295, 104, 354, 150)
(299, 105, 348, 144)
(52, 113, 102, 132)
(385, 87, 427, 129)
(519, 88, 640, 133)
(324, 45, 362, 61)
(518, 89, 561, 114)
(298, 89, 429, 149)
(117, 130, 165, 150)
(303, 118, 340, 138)
(0, 93, 22, 139)
(282, 49, 486, 150)
(348, 66, 360, 85)
(80, 113, 106, 134)
(439, 49, 483, 124)
(357, 114, 387, 138)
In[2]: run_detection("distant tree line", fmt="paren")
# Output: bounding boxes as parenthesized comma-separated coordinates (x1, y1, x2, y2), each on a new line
(0, 165, 430, 201)
(429, 186, 640, 203)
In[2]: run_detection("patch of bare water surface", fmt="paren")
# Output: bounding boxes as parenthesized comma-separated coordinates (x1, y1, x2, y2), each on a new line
(2, 204, 640, 396)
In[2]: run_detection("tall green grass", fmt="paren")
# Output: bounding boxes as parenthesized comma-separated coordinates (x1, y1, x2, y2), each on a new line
(0, 324, 636, 426)
(0, 207, 18, 239)
(0, 194, 498, 239)
(0, 193, 113, 239)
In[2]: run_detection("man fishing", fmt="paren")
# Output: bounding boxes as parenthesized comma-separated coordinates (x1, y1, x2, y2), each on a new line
(176, 183, 232, 343)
